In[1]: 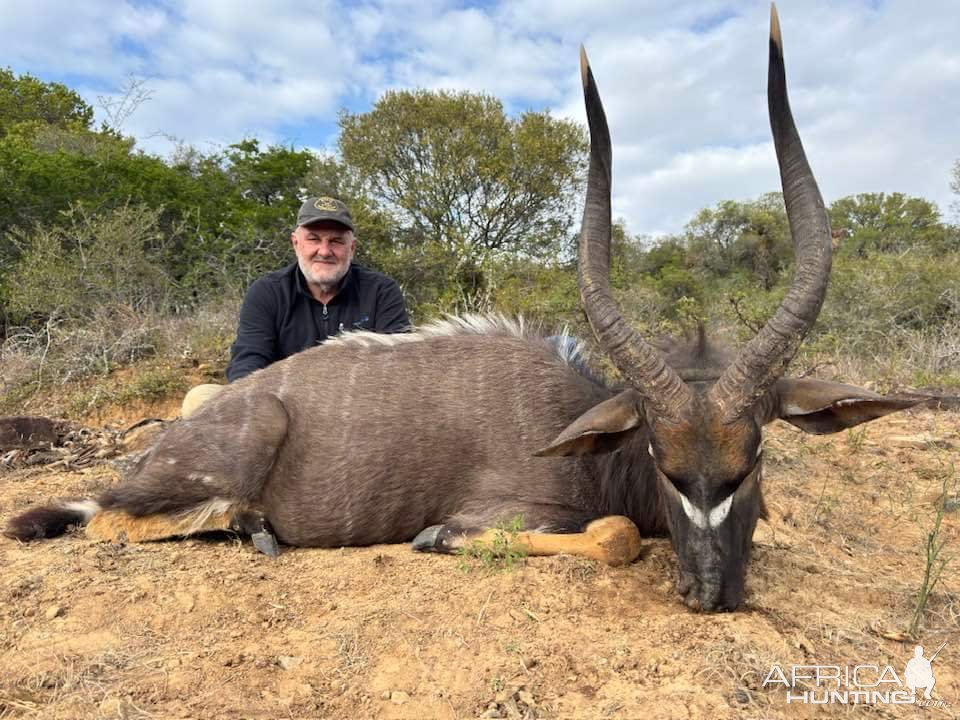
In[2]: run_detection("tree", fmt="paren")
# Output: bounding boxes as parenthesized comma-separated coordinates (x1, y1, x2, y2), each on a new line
(339, 90, 587, 307)
(683, 194, 790, 287)
(0, 68, 94, 137)
(173, 139, 317, 295)
(951, 159, 960, 220)
(4, 204, 173, 326)
(829, 192, 952, 256)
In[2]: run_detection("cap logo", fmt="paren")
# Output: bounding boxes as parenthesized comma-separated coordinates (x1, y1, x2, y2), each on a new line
(313, 197, 341, 211)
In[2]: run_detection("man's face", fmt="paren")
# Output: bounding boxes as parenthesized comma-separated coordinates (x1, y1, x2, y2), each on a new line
(292, 221, 356, 292)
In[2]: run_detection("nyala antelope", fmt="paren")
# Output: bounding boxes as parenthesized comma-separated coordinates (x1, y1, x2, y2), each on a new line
(6, 6, 919, 611)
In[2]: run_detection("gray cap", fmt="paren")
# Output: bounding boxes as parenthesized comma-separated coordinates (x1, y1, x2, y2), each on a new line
(296, 196, 354, 231)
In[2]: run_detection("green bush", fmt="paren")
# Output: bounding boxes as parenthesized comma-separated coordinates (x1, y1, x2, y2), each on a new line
(4, 204, 174, 325)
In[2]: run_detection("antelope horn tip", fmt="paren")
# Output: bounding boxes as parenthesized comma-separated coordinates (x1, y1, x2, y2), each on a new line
(579, 45, 590, 89)
(770, 3, 782, 51)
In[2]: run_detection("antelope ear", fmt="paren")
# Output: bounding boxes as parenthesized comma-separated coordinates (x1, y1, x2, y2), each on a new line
(535, 390, 644, 457)
(769, 378, 922, 434)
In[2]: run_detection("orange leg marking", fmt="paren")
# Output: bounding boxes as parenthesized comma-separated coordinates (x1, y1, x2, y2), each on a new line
(469, 515, 642, 566)
(86, 509, 235, 543)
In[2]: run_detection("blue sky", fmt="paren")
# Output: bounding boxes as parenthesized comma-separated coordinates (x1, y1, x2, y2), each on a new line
(3, 0, 958, 236)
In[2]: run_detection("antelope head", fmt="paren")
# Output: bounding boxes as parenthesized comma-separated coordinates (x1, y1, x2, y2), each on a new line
(540, 5, 918, 611)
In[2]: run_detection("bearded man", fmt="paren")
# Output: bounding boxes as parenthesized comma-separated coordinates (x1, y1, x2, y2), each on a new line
(226, 196, 409, 382)
(182, 197, 409, 416)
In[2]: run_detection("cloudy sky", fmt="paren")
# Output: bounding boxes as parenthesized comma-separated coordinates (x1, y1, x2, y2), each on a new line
(3, 0, 958, 236)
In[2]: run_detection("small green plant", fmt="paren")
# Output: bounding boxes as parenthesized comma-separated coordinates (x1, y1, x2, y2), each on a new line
(845, 426, 868, 452)
(808, 473, 834, 527)
(457, 514, 528, 572)
(115, 366, 188, 404)
(913, 370, 960, 391)
(67, 384, 117, 416)
(909, 462, 954, 638)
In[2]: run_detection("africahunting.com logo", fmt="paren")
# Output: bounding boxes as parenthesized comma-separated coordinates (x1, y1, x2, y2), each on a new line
(762, 642, 948, 707)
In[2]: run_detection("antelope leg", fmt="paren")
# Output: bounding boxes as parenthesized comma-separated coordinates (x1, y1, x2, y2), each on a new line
(413, 515, 642, 566)
(86, 507, 235, 543)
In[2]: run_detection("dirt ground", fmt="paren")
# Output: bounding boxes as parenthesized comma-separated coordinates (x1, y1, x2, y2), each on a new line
(1, 403, 958, 719)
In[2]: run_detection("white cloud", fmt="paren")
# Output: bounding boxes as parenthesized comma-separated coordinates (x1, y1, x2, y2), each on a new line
(2, 0, 957, 233)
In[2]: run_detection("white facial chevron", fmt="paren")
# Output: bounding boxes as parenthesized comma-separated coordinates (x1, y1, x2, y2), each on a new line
(679, 492, 734, 530)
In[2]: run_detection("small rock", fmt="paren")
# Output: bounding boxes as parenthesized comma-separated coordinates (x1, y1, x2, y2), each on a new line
(277, 655, 302, 671)
(944, 497, 960, 513)
(480, 707, 503, 719)
(44, 605, 64, 620)
(390, 691, 409, 705)
(380, 691, 391, 701)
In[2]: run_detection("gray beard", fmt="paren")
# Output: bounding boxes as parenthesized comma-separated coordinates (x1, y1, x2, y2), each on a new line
(299, 259, 351, 295)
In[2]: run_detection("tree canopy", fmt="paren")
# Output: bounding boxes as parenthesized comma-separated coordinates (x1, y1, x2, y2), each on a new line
(339, 90, 587, 301)
(830, 192, 954, 256)
(0, 68, 93, 138)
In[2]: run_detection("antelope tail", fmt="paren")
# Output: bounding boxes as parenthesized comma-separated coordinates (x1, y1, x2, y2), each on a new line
(4, 500, 101, 541)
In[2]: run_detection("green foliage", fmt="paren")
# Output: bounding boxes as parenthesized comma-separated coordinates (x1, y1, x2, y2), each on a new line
(0, 68, 94, 137)
(339, 89, 586, 308)
(493, 261, 581, 331)
(115, 366, 189, 404)
(830, 192, 955, 256)
(1, 67, 957, 407)
(637, 235, 685, 276)
(457, 514, 529, 572)
(654, 265, 701, 305)
(4, 205, 173, 325)
(820, 253, 959, 338)
(845, 426, 868, 452)
(909, 459, 955, 638)
(683, 193, 790, 288)
(174, 139, 316, 296)
(951, 159, 960, 219)
(0, 120, 207, 309)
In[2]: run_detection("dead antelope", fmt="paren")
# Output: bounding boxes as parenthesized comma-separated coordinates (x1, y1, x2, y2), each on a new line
(5, 6, 919, 611)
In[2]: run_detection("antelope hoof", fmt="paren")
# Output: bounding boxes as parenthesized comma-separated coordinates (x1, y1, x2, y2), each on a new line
(411, 525, 443, 552)
(581, 516, 642, 566)
(411, 524, 462, 553)
(251, 530, 280, 557)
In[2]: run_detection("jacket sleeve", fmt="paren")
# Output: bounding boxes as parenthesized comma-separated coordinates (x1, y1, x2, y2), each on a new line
(226, 280, 280, 382)
(373, 279, 411, 333)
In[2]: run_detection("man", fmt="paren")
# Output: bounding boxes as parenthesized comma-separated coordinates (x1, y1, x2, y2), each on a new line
(182, 197, 409, 416)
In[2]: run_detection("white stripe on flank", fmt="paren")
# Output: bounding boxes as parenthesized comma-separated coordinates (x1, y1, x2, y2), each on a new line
(62, 500, 101, 522)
